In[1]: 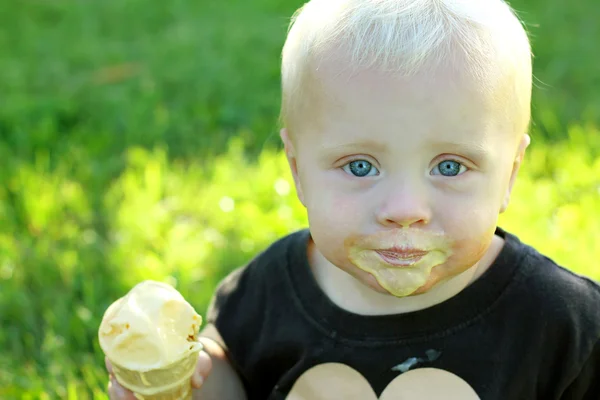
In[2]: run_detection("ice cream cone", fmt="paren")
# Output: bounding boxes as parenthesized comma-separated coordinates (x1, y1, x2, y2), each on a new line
(99, 280, 205, 399)
(111, 342, 203, 400)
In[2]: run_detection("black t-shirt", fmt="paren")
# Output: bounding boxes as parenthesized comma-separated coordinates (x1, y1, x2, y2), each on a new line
(206, 228, 600, 399)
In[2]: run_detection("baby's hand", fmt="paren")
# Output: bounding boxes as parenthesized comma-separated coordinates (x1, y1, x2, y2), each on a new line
(105, 352, 213, 399)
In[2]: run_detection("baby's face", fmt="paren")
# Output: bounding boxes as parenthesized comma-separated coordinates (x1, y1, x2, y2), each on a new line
(283, 58, 529, 297)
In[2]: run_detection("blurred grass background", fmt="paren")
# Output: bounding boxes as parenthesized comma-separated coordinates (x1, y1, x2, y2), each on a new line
(0, 0, 599, 398)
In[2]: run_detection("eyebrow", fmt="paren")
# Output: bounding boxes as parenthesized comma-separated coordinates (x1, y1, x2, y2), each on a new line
(431, 141, 491, 161)
(321, 140, 389, 154)
(320, 139, 491, 162)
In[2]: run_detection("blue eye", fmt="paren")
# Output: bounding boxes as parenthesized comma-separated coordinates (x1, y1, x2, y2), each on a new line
(434, 160, 466, 177)
(343, 160, 379, 177)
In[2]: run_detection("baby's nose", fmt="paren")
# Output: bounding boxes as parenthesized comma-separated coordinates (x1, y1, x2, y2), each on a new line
(375, 183, 431, 228)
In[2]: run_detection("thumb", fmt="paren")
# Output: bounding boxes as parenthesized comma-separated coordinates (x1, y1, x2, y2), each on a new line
(106, 357, 136, 400)
(108, 375, 137, 400)
(191, 350, 213, 388)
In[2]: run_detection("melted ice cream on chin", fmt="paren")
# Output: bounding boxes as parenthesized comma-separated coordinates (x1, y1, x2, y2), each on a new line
(349, 248, 450, 296)
(345, 230, 453, 297)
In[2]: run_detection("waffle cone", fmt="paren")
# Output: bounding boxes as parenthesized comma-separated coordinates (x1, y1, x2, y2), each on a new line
(111, 344, 202, 400)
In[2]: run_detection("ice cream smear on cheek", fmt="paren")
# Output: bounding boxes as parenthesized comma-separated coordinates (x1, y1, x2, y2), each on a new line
(98, 280, 203, 371)
(346, 230, 453, 297)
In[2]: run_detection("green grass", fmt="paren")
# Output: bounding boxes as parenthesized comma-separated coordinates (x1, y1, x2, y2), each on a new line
(1, 0, 599, 398)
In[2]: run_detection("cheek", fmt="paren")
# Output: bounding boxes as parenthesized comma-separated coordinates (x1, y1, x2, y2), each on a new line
(437, 184, 502, 232)
(439, 221, 496, 278)
(306, 197, 356, 255)
(304, 180, 367, 228)
(446, 205, 498, 237)
(452, 229, 495, 263)
(433, 191, 500, 269)
(304, 186, 370, 268)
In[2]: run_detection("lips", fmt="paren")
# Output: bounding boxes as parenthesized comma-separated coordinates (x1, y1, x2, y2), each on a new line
(375, 248, 429, 266)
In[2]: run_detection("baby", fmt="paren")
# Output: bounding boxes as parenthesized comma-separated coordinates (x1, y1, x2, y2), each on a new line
(107, 0, 600, 399)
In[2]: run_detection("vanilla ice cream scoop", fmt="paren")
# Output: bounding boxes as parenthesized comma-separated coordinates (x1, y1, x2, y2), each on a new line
(99, 280, 203, 372)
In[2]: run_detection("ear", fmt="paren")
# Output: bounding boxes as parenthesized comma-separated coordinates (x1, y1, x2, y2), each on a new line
(500, 133, 530, 213)
(280, 128, 305, 206)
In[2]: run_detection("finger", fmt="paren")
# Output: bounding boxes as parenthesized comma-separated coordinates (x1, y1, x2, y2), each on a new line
(191, 350, 213, 389)
(108, 375, 137, 400)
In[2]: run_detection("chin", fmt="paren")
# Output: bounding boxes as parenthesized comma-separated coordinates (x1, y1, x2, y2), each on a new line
(369, 276, 426, 297)
(407, 283, 435, 296)
(356, 268, 429, 297)
(410, 264, 472, 296)
(382, 275, 445, 298)
(361, 271, 394, 295)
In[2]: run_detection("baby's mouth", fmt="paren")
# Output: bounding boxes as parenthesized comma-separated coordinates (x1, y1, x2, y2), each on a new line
(375, 248, 429, 266)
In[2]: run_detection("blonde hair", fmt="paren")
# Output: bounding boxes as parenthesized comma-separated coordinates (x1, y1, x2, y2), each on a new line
(280, 0, 532, 135)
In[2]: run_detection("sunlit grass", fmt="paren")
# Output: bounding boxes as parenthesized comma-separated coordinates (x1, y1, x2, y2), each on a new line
(1, 0, 600, 397)
(498, 125, 600, 278)
(2, 130, 599, 397)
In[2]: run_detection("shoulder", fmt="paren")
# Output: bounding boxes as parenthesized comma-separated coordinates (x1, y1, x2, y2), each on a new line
(203, 229, 310, 376)
(206, 229, 309, 325)
(510, 232, 600, 318)
(503, 230, 600, 351)
(496, 231, 600, 392)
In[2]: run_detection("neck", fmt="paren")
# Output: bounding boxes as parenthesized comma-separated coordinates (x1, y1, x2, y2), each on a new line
(308, 235, 504, 316)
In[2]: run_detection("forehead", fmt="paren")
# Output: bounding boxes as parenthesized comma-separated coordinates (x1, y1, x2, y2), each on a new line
(300, 57, 507, 151)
